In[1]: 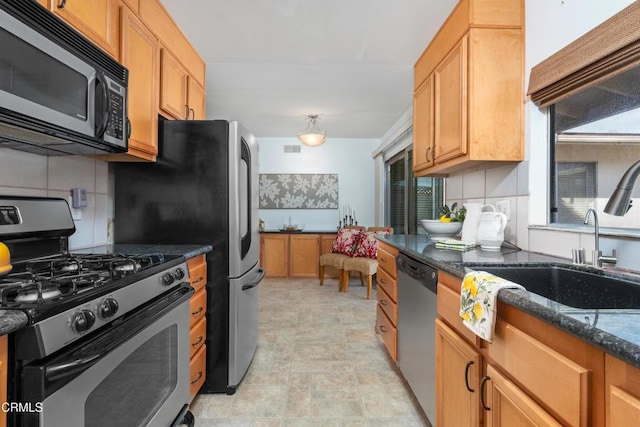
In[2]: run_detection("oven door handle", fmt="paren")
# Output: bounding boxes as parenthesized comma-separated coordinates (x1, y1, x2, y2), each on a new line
(45, 353, 103, 382)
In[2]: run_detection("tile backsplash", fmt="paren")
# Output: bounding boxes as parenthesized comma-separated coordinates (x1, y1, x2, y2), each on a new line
(0, 148, 112, 249)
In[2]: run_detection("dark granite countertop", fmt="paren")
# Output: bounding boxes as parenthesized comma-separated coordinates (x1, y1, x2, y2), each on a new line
(379, 234, 640, 368)
(77, 244, 213, 260)
(0, 310, 28, 336)
(261, 229, 338, 234)
(0, 244, 213, 336)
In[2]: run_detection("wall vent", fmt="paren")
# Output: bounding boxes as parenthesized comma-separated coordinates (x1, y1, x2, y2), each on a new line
(284, 145, 301, 153)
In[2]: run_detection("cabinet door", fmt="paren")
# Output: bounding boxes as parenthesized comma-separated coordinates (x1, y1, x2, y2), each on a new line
(605, 354, 640, 426)
(413, 74, 435, 172)
(187, 78, 206, 120)
(160, 48, 189, 119)
(119, 6, 159, 161)
(289, 234, 320, 277)
(435, 319, 482, 427)
(434, 34, 468, 164)
(260, 235, 289, 278)
(49, 0, 118, 58)
(485, 364, 562, 427)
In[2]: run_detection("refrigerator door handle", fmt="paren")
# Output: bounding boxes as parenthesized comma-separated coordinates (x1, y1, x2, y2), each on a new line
(242, 268, 265, 291)
(240, 139, 252, 259)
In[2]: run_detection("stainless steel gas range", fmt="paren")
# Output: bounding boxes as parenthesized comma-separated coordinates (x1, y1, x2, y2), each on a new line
(0, 196, 195, 427)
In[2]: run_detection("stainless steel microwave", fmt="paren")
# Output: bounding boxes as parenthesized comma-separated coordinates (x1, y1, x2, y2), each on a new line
(0, 0, 128, 155)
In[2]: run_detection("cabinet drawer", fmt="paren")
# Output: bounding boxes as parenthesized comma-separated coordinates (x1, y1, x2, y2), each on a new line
(377, 245, 397, 278)
(376, 304, 397, 361)
(187, 255, 207, 293)
(377, 267, 397, 303)
(488, 321, 590, 426)
(437, 283, 478, 345)
(190, 288, 206, 326)
(189, 344, 206, 398)
(189, 316, 206, 357)
(377, 284, 397, 326)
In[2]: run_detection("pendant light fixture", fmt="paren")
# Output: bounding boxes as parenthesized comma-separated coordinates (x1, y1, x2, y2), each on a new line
(297, 114, 327, 147)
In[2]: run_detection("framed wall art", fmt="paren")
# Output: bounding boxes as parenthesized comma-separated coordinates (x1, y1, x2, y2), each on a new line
(259, 174, 338, 209)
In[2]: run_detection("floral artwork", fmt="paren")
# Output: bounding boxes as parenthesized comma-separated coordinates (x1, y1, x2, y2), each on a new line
(259, 174, 338, 209)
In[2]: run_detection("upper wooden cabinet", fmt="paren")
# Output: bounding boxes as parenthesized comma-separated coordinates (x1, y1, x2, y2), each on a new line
(412, 75, 435, 172)
(160, 48, 207, 120)
(112, 5, 159, 161)
(413, 0, 524, 176)
(44, 0, 119, 58)
(139, 0, 206, 87)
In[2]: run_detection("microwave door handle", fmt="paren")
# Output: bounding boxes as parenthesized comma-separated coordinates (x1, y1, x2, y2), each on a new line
(95, 70, 111, 138)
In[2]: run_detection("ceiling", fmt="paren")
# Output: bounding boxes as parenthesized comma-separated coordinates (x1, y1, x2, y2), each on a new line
(159, 0, 458, 139)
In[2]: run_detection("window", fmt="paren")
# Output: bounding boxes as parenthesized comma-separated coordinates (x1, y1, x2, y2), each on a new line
(386, 149, 444, 234)
(553, 162, 597, 224)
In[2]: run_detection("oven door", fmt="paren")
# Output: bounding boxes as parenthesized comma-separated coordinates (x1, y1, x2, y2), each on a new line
(20, 284, 194, 427)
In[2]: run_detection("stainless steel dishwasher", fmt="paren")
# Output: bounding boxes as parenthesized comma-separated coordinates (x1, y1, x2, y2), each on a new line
(397, 252, 438, 425)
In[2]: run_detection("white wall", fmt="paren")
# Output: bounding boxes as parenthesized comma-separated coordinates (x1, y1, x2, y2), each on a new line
(258, 137, 379, 231)
(0, 148, 112, 249)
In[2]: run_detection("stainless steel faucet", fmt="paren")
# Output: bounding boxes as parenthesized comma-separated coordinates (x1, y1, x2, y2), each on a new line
(583, 208, 617, 268)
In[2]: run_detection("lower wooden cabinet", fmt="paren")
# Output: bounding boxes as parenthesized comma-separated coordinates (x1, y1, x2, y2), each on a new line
(260, 234, 289, 278)
(189, 344, 206, 398)
(375, 304, 397, 360)
(260, 233, 333, 278)
(605, 354, 640, 426)
(485, 364, 562, 427)
(436, 269, 603, 426)
(435, 319, 481, 427)
(186, 254, 207, 399)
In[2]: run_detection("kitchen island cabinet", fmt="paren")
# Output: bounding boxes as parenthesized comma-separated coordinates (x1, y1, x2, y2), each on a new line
(605, 355, 640, 426)
(413, 0, 523, 176)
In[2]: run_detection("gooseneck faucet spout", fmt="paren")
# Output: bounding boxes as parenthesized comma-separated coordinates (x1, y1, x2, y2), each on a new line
(584, 208, 599, 256)
(584, 208, 617, 268)
(604, 159, 640, 216)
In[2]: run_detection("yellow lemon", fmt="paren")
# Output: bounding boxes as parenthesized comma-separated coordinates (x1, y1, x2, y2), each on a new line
(473, 302, 484, 320)
(463, 276, 478, 297)
(0, 242, 12, 276)
(439, 215, 452, 222)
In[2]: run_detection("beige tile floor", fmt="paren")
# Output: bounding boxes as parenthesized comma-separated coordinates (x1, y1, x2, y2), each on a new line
(190, 277, 430, 426)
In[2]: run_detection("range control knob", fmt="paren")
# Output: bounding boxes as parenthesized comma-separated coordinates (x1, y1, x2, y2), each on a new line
(174, 267, 186, 281)
(161, 272, 175, 286)
(98, 298, 119, 319)
(71, 309, 96, 333)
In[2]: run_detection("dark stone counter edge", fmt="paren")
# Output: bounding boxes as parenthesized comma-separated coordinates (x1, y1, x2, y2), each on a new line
(0, 244, 214, 336)
(112, 244, 214, 260)
(0, 311, 28, 336)
(379, 236, 640, 369)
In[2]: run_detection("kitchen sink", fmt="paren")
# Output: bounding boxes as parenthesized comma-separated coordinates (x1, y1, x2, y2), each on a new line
(467, 265, 640, 309)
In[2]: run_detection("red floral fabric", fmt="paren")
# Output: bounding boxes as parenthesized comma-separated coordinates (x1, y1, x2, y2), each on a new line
(353, 230, 390, 259)
(331, 228, 362, 256)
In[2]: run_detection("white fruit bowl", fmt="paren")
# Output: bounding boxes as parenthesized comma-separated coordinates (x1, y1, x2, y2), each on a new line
(420, 220, 463, 236)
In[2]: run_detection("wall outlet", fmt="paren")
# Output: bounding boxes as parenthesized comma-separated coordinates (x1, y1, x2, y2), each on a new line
(68, 197, 82, 221)
(496, 200, 511, 220)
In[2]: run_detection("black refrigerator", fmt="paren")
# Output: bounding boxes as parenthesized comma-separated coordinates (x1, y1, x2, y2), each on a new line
(113, 119, 264, 394)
